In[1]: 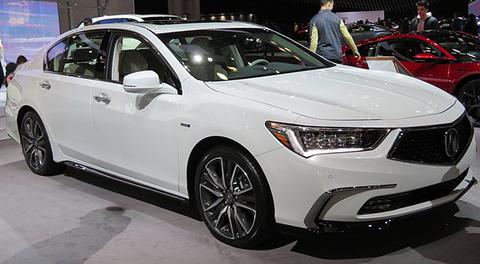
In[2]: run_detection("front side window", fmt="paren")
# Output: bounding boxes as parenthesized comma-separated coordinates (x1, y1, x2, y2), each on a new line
(158, 28, 333, 81)
(378, 39, 442, 61)
(109, 34, 174, 85)
(62, 32, 106, 78)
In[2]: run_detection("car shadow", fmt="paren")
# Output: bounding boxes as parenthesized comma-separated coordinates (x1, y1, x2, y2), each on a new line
(61, 167, 480, 262)
(62, 166, 201, 221)
(2, 208, 131, 264)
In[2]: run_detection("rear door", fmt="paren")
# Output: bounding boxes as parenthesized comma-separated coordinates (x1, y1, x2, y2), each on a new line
(39, 31, 108, 161)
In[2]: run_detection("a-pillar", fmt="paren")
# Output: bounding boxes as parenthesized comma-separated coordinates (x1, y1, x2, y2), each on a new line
(168, 0, 201, 20)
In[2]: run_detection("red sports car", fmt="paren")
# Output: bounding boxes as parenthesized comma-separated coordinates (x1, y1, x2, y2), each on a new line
(344, 31, 480, 111)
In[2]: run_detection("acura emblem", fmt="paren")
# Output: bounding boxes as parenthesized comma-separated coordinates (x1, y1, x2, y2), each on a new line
(444, 128, 460, 158)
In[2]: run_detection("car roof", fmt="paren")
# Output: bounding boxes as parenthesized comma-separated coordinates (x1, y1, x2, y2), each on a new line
(70, 21, 264, 39)
(349, 23, 392, 31)
(355, 32, 430, 46)
(81, 20, 264, 34)
(355, 30, 475, 47)
(349, 23, 376, 28)
(91, 14, 183, 23)
(127, 21, 262, 34)
(345, 30, 457, 60)
(416, 30, 473, 38)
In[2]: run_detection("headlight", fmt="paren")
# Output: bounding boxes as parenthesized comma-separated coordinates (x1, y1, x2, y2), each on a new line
(266, 122, 390, 158)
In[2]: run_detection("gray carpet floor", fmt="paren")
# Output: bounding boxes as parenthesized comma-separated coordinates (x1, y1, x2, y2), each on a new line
(0, 132, 479, 264)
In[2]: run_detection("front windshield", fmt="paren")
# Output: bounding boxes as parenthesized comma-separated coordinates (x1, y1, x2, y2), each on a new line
(424, 32, 480, 62)
(158, 28, 333, 81)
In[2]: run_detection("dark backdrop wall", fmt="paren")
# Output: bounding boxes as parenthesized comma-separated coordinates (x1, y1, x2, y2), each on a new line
(135, 0, 168, 14)
(198, 0, 469, 23)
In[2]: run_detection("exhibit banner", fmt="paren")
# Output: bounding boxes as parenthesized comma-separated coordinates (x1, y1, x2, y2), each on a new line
(336, 10, 385, 24)
(0, 0, 60, 63)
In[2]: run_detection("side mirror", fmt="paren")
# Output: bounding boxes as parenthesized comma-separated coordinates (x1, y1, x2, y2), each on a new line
(123, 70, 177, 95)
(413, 53, 455, 62)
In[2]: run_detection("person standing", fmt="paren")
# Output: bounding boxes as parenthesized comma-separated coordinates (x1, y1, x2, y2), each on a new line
(4, 62, 17, 88)
(451, 13, 465, 32)
(464, 14, 479, 36)
(410, 0, 439, 32)
(309, 0, 360, 64)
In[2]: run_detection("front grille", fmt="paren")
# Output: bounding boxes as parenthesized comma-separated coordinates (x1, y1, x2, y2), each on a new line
(388, 114, 473, 165)
(358, 169, 468, 215)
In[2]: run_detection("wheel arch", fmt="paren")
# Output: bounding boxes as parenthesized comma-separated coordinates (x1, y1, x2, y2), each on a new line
(186, 136, 274, 209)
(16, 105, 38, 131)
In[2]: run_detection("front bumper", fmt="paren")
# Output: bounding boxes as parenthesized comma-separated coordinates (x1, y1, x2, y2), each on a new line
(312, 176, 477, 233)
(255, 126, 477, 229)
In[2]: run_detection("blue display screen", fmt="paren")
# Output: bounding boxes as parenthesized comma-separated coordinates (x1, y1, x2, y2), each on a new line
(0, 0, 60, 64)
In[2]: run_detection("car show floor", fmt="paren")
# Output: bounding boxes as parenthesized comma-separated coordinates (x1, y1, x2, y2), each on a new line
(0, 133, 479, 264)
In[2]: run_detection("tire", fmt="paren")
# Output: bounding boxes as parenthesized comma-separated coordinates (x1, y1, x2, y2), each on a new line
(19, 111, 64, 176)
(194, 145, 274, 248)
(457, 79, 480, 112)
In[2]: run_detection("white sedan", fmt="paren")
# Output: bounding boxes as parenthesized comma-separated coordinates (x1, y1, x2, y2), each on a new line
(5, 21, 477, 248)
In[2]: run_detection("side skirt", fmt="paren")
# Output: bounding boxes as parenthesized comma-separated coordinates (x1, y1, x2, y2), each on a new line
(64, 161, 190, 204)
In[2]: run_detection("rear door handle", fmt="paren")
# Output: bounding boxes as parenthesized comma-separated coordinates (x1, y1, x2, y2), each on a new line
(93, 93, 111, 105)
(39, 81, 51, 90)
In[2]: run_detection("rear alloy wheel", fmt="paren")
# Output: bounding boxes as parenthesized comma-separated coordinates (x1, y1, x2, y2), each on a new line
(20, 111, 64, 176)
(194, 146, 274, 248)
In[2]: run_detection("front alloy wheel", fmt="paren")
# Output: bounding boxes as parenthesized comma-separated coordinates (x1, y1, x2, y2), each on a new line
(195, 146, 274, 248)
(199, 157, 256, 240)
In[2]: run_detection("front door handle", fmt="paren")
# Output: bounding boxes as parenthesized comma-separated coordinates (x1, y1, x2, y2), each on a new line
(93, 93, 111, 105)
(39, 81, 51, 90)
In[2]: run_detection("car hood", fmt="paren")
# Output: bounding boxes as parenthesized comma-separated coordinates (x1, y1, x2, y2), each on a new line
(205, 66, 457, 120)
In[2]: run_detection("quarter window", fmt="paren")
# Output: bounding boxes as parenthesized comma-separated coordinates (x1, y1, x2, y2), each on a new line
(46, 40, 67, 72)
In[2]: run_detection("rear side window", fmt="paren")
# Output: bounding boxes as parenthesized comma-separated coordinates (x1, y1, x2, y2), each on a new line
(46, 40, 67, 72)
(62, 32, 106, 78)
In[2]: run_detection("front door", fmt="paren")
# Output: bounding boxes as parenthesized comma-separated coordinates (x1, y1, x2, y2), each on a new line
(90, 32, 181, 191)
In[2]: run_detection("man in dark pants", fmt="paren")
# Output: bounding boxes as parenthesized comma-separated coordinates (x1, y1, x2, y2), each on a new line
(410, 0, 439, 32)
(309, 0, 359, 64)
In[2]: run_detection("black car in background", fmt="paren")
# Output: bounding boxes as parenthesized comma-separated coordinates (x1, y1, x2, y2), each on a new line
(348, 24, 394, 42)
